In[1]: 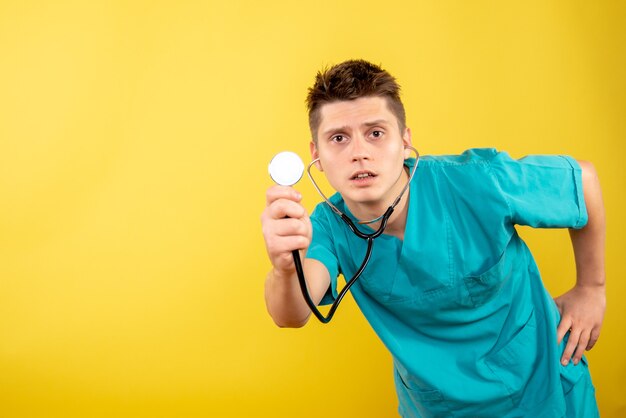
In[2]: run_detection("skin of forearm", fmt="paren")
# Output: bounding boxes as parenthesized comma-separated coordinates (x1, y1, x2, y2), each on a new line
(265, 268, 311, 328)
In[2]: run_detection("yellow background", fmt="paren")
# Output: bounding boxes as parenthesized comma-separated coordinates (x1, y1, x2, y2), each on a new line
(0, 1, 624, 417)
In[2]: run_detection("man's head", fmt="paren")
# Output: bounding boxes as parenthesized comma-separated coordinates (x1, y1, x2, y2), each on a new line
(306, 60, 406, 143)
(306, 61, 412, 214)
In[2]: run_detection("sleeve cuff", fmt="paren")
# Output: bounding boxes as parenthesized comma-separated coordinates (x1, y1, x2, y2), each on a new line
(561, 155, 588, 229)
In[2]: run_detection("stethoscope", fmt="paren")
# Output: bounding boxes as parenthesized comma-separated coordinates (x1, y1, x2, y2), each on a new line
(268, 146, 419, 323)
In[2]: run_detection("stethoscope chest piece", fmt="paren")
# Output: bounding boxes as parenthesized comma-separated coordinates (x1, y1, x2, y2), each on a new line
(268, 151, 304, 186)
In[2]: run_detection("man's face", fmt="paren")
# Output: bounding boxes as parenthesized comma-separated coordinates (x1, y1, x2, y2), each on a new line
(310, 96, 412, 210)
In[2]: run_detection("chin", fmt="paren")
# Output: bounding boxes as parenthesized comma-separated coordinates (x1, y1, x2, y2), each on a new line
(345, 192, 381, 206)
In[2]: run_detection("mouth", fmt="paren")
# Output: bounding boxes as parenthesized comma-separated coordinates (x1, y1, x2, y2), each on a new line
(350, 171, 377, 182)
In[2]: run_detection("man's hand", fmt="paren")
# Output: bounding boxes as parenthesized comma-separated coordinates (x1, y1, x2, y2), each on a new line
(261, 185, 312, 274)
(262, 185, 326, 328)
(555, 283, 606, 366)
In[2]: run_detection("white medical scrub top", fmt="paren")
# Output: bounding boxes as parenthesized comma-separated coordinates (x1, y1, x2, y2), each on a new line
(306, 149, 598, 417)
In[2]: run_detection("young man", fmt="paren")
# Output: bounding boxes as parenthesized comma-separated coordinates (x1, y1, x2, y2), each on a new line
(261, 60, 605, 417)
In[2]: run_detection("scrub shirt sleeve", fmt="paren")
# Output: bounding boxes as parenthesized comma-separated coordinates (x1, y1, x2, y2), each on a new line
(488, 151, 588, 229)
(306, 208, 340, 306)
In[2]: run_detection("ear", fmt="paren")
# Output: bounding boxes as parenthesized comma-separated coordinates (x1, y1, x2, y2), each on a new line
(309, 140, 324, 171)
(402, 127, 413, 159)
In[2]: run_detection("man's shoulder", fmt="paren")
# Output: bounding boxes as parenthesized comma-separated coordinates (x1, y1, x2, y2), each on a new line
(421, 148, 499, 166)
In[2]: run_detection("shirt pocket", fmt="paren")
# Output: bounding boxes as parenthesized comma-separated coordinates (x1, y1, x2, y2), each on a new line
(462, 245, 513, 308)
(393, 368, 451, 418)
(484, 309, 537, 405)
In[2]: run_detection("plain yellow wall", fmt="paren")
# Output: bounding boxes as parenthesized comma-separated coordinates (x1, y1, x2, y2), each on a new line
(0, 1, 624, 417)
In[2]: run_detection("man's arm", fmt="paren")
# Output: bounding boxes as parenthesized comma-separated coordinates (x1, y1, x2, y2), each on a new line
(265, 258, 330, 327)
(555, 160, 606, 365)
(261, 186, 331, 327)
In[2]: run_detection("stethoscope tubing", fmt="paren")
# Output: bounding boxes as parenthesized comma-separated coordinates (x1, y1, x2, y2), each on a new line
(294, 146, 419, 323)
(293, 207, 392, 323)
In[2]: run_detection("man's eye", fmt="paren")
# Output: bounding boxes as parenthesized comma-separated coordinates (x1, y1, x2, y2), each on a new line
(371, 130, 383, 138)
(331, 135, 345, 143)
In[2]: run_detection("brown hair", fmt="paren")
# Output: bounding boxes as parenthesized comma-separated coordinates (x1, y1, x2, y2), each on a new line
(306, 59, 406, 142)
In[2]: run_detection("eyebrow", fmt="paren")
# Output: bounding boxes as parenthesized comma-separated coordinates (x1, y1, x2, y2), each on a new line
(321, 119, 391, 137)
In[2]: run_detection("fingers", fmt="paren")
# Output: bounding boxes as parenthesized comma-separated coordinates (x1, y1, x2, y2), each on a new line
(572, 331, 590, 365)
(261, 186, 312, 271)
(263, 218, 311, 250)
(270, 217, 308, 236)
(558, 319, 598, 366)
(264, 185, 307, 220)
(267, 198, 307, 220)
(556, 316, 571, 346)
(560, 326, 577, 366)
(261, 223, 310, 272)
(261, 214, 311, 248)
(561, 325, 592, 366)
(587, 327, 601, 350)
(265, 233, 310, 257)
(553, 285, 606, 366)
(266, 185, 302, 206)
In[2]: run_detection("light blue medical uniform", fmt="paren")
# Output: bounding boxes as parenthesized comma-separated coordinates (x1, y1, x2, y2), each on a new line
(306, 149, 599, 417)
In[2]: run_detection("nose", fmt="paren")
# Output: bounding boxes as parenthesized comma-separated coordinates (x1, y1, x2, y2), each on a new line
(350, 135, 370, 162)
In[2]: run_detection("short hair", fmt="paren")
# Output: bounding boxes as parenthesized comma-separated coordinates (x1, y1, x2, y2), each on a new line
(306, 59, 406, 142)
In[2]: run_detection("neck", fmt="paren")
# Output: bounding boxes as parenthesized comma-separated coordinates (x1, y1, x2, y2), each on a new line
(364, 191, 409, 240)
(347, 167, 411, 240)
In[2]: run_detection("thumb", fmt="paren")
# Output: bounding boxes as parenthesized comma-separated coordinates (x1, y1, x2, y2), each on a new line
(553, 296, 564, 316)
